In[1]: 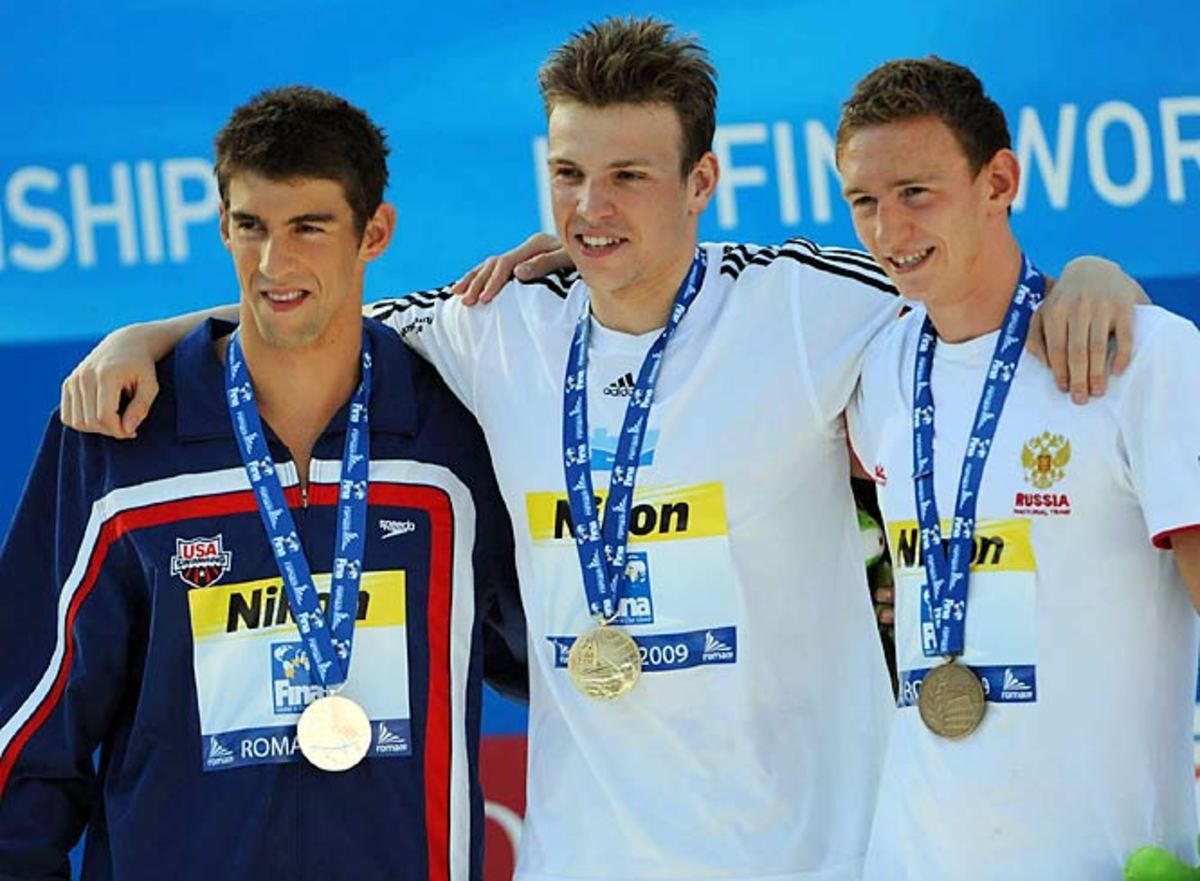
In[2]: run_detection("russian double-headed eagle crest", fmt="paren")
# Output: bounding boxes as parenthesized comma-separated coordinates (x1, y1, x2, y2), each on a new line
(1021, 431, 1071, 489)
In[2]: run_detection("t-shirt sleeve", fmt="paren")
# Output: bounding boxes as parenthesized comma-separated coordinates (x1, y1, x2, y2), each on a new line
(1110, 309, 1200, 546)
(366, 283, 514, 412)
(786, 249, 900, 425)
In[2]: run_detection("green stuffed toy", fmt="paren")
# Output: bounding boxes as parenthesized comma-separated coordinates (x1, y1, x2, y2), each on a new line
(858, 507, 885, 568)
(1125, 843, 1200, 880)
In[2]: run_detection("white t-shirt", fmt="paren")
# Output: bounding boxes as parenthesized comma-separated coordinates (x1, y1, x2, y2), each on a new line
(372, 240, 899, 881)
(848, 303, 1200, 881)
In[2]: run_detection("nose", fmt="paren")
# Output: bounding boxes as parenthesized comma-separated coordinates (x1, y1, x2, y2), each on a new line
(576, 177, 614, 222)
(873, 200, 908, 252)
(258, 234, 296, 279)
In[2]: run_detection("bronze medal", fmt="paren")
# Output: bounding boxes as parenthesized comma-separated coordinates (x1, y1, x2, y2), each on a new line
(567, 626, 643, 700)
(918, 660, 986, 739)
(296, 694, 372, 771)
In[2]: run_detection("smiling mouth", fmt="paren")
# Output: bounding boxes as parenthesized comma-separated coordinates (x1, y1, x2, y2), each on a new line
(260, 289, 310, 310)
(886, 247, 934, 273)
(575, 234, 627, 256)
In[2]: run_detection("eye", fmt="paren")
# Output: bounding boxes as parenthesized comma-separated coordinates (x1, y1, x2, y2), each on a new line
(901, 186, 928, 200)
(850, 195, 877, 213)
(296, 223, 324, 234)
(616, 169, 645, 182)
(234, 218, 262, 233)
(551, 166, 583, 182)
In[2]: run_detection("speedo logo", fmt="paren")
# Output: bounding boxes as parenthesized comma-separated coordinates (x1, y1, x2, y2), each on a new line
(603, 372, 636, 396)
(380, 519, 416, 540)
(888, 519, 1036, 573)
(525, 482, 728, 545)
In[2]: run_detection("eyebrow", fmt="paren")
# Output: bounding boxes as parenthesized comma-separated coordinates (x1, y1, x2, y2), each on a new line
(843, 175, 936, 196)
(228, 211, 337, 224)
(547, 157, 654, 169)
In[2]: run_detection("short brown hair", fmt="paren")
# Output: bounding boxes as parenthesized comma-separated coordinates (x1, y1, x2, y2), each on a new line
(538, 16, 717, 175)
(214, 85, 389, 236)
(836, 57, 1010, 175)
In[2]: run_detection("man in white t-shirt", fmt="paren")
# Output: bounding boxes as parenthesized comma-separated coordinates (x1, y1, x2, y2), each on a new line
(58, 21, 1146, 881)
(838, 57, 1200, 881)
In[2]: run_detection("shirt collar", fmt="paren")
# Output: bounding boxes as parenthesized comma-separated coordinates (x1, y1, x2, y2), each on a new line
(174, 317, 419, 442)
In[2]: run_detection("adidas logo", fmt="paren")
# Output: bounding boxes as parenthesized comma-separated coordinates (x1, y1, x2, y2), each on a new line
(1000, 667, 1034, 700)
(375, 721, 408, 754)
(603, 372, 637, 397)
(207, 736, 234, 764)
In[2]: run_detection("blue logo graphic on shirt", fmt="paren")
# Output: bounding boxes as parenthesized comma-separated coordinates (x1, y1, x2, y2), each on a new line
(897, 663, 1038, 708)
(590, 427, 658, 471)
(610, 551, 654, 625)
(270, 641, 329, 714)
(547, 626, 738, 673)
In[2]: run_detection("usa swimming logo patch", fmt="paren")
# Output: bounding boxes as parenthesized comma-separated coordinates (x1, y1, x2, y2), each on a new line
(171, 535, 232, 588)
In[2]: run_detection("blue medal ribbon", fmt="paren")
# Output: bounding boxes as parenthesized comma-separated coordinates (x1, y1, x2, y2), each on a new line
(913, 255, 1046, 658)
(225, 329, 372, 691)
(562, 250, 707, 620)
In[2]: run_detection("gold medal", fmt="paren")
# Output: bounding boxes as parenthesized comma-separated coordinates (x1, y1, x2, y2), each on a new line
(918, 660, 986, 739)
(296, 694, 372, 771)
(567, 625, 642, 700)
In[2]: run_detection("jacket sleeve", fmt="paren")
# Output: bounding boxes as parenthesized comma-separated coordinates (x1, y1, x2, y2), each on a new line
(0, 416, 138, 879)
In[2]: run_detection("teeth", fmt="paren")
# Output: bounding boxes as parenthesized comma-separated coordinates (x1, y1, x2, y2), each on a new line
(892, 249, 931, 267)
(581, 235, 620, 247)
(264, 290, 305, 302)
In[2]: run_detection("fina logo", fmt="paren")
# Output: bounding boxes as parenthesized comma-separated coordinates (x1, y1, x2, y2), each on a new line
(271, 642, 328, 714)
(612, 552, 654, 625)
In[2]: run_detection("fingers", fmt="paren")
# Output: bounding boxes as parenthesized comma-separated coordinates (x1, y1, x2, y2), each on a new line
(1024, 309, 1048, 369)
(1065, 305, 1091, 404)
(59, 374, 79, 429)
(1110, 309, 1133, 376)
(873, 585, 894, 626)
(477, 232, 567, 303)
(512, 248, 574, 287)
(95, 365, 133, 438)
(450, 233, 573, 305)
(120, 374, 159, 437)
(1036, 303, 1071, 394)
(458, 257, 500, 306)
(1087, 310, 1112, 398)
(476, 255, 516, 304)
(58, 353, 155, 439)
(450, 265, 482, 298)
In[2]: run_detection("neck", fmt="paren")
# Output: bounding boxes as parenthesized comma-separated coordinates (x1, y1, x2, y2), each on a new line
(588, 245, 698, 335)
(222, 315, 363, 478)
(926, 232, 1023, 343)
